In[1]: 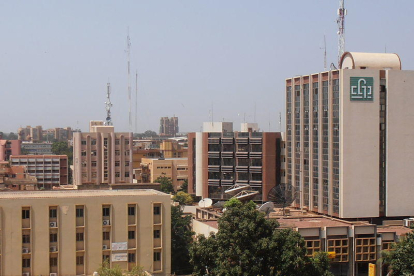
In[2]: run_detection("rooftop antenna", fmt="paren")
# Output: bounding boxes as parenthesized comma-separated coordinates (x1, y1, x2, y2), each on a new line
(105, 83, 113, 126)
(337, 0, 347, 67)
(126, 28, 132, 132)
(135, 70, 138, 133)
(279, 112, 282, 132)
(254, 102, 256, 123)
(320, 35, 327, 71)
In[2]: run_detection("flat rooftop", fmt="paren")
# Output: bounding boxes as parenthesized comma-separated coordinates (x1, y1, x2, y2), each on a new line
(276, 216, 370, 229)
(0, 189, 168, 199)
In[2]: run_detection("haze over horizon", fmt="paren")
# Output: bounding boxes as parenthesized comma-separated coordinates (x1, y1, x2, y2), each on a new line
(1, 0, 413, 133)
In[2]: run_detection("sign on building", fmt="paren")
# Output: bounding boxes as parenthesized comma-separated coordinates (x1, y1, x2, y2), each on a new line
(112, 242, 128, 251)
(350, 77, 374, 101)
(112, 253, 128, 262)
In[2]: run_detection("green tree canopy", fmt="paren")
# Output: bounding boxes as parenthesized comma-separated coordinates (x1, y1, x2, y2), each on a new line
(171, 205, 194, 275)
(97, 260, 146, 276)
(190, 199, 333, 276)
(179, 179, 188, 193)
(383, 231, 414, 275)
(155, 174, 174, 194)
(173, 191, 193, 206)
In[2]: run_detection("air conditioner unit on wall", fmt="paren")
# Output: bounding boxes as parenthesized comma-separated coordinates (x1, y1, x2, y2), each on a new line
(22, 273, 30, 276)
(50, 222, 57, 228)
(49, 273, 57, 276)
(103, 220, 110, 226)
(22, 248, 29, 254)
(50, 246, 57, 252)
(103, 245, 108, 250)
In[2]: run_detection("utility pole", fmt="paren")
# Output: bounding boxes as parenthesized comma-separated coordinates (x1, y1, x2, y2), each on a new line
(337, 0, 347, 67)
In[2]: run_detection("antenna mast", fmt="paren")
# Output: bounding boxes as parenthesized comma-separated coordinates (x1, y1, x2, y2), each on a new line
(105, 83, 113, 126)
(135, 70, 138, 133)
(323, 35, 327, 70)
(127, 29, 132, 132)
(337, 0, 347, 67)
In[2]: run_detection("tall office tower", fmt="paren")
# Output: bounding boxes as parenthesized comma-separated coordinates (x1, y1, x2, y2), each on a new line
(73, 121, 133, 187)
(285, 52, 414, 218)
(159, 117, 179, 137)
(188, 122, 282, 201)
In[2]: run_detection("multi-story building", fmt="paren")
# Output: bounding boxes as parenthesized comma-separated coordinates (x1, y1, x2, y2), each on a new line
(73, 121, 133, 187)
(159, 140, 188, 158)
(188, 122, 282, 201)
(18, 126, 43, 142)
(0, 162, 37, 190)
(0, 189, 171, 275)
(10, 155, 68, 189)
(0, 139, 21, 161)
(159, 117, 179, 137)
(135, 157, 188, 191)
(21, 142, 53, 155)
(284, 51, 414, 219)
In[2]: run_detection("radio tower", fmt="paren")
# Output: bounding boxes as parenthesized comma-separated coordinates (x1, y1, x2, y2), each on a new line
(105, 83, 113, 126)
(337, 0, 347, 67)
(126, 29, 132, 132)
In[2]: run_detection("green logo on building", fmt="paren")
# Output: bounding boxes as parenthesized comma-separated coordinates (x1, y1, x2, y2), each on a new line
(350, 77, 374, 101)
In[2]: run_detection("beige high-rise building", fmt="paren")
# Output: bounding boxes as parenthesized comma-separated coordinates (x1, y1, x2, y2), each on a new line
(73, 121, 133, 187)
(285, 52, 414, 218)
(0, 189, 171, 276)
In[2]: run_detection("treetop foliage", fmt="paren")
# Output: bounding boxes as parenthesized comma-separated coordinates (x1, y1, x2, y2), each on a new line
(383, 231, 414, 276)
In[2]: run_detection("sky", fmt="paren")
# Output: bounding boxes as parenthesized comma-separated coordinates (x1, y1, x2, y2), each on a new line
(1, 0, 413, 133)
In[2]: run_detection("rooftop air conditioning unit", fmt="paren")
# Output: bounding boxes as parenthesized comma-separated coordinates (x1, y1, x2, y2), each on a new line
(404, 218, 414, 228)
(103, 220, 110, 226)
(22, 248, 29, 254)
(50, 273, 57, 276)
(50, 222, 57, 228)
(50, 246, 57, 252)
(102, 245, 108, 250)
(23, 273, 30, 276)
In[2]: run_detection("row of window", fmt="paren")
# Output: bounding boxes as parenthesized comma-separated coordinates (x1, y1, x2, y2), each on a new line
(81, 139, 130, 146)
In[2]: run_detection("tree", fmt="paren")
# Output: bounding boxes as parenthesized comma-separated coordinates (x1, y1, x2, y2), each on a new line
(97, 260, 146, 276)
(383, 231, 414, 275)
(190, 199, 333, 276)
(7, 132, 18, 140)
(179, 179, 188, 193)
(155, 174, 174, 194)
(51, 141, 73, 165)
(143, 130, 158, 137)
(173, 191, 193, 206)
(171, 205, 194, 275)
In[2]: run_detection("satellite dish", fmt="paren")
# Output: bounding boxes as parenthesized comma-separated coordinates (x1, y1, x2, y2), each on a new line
(233, 190, 259, 202)
(268, 183, 297, 216)
(225, 184, 251, 196)
(198, 198, 213, 208)
(259, 202, 275, 216)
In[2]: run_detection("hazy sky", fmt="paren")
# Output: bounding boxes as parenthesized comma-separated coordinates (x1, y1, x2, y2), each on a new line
(1, 1, 413, 133)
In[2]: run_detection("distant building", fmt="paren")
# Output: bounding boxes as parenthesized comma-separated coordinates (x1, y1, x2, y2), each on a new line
(73, 121, 133, 187)
(285, 52, 414, 218)
(188, 122, 282, 201)
(159, 117, 178, 137)
(135, 157, 188, 191)
(18, 126, 43, 142)
(0, 189, 171, 275)
(18, 126, 74, 142)
(10, 155, 68, 189)
(21, 142, 53, 155)
(202, 121, 233, 133)
(0, 162, 37, 190)
(0, 139, 21, 161)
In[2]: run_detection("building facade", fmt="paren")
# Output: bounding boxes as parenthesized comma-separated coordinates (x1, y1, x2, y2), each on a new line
(188, 123, 282, 201)
(159, 117, 178, 137)
(10, 155, 68, 188)
(285, 52, 414, 218)
(18, 126, 43, 142)
(73, 121, 133, 187)
(0, 140, 21, 161)
(21, 142, 53, 155)
(0, 189, 171, 276)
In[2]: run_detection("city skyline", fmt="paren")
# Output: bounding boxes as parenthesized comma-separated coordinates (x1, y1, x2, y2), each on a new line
(1, 1, 413, 133)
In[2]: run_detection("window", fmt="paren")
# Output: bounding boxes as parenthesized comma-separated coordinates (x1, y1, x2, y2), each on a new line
(22, 235, 30, 244)
(91, 150, 97, 156)
(76, 207, 84, 218)
(125, 172, 130, 177)
(154, 206, 160, 215)
(154, 252, 161, 261)
(125, 161, 129, 167)
(154, 230, 161, 239)
(128, 231, 135, 240)
(22, 258, 31, 268)
(115, 150, 120, 156)
(91, 139, 96, 145)
(103, 232, 110, 240)
(128, 206, 135, 216)
(81, 140, 87, 145)
(128, 253, 135, 263)
(76, 256, 84, 265)
(125, 140, 130, 145)
(115, 172, 120, 178)
(22, 209, 30, 219)
(49, 208, 57, 218)
(91, 161, 97, 167)
(103, 207, 110, 217)
(76, 232, 84, 242)
(115, 139, 120, 145)
(81, 151, 86, 156)
(125, 150, 130, 156)
(115, 161, 120, 167)
(50, 257, 58, 267)
(50, 233, 58, 243)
